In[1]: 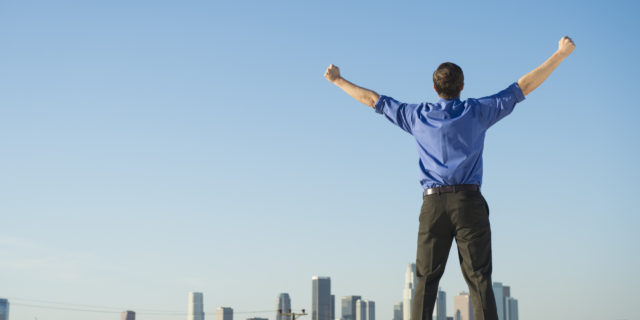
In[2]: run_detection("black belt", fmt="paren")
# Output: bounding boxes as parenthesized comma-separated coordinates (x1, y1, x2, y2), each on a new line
(423, 184, 480, 196)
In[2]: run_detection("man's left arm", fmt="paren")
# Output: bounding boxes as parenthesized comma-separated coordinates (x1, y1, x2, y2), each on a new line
(517, 36, 576, 96)
(324, 64, 380, 108)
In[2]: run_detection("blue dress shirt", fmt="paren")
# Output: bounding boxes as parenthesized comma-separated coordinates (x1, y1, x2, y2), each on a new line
(374, 82, 526, 190)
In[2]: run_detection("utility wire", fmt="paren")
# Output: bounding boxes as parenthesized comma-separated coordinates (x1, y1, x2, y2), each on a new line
(9, 297, 181, 313)
(10, 303, 122, 314)
(8, 297, 280, 315)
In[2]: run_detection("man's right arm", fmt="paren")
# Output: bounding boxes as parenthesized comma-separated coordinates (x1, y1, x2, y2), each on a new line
(324, 64, 380, 108)
(517, 36, 576, 96)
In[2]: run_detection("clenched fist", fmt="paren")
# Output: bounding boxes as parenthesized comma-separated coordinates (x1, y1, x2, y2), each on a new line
(557, 36, 576, 58)
(324, 64, 341, 83)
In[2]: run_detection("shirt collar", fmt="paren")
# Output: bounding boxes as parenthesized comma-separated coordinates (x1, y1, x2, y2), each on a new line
(436, 97, 461, 103)
(435, 97, 461, 109)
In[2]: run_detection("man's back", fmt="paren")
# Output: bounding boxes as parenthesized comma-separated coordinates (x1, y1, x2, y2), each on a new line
(374, 83, 525, 189)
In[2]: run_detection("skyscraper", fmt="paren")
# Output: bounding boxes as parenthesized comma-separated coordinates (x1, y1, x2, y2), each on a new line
(432, 287, 446, 320)
(502, 286, 511, 320)
(505, 298, 518, 320)
(492, 283, 504, 320)
(188, 292, 205, 320)
(0, 299, 8, 320)
(453, 292, 472, 320)
(365, 300, 374, 320)
(403, 263, 416, 320)
(277, 293, 292, 320)
(331, 294, 336, 320)
(121, 310, 135, 320)
(312, 276, 332, 320)
(393, 302, 403, 320)
(493, 282, 520, 320)
(355, 300, 367, 320)
(351, 299, 374, 320)
(217, 307, 233, 320)
(341, 295, 362, 320)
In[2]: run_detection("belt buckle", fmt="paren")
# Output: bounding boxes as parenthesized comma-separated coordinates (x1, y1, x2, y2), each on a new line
(424, 186, 440, 196)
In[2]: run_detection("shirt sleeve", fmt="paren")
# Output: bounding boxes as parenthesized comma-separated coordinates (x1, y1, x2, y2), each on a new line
(474, 82, 526, 128)
(374, 95, 419, 134)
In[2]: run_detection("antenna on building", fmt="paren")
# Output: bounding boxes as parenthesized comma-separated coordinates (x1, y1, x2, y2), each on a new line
(278, 308, 307, 320)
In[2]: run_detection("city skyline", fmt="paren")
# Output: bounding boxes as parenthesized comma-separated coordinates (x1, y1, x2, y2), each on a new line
(0, 273, 515, 320)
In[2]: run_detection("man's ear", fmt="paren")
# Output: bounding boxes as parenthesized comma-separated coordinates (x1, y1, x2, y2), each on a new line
(461, 83, 464, 91)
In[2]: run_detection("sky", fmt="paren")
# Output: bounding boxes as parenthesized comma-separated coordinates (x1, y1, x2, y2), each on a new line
(1, 0, 639, 319)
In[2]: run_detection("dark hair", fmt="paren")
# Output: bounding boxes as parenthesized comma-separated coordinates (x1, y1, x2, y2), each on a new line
(433, 62, 464, 99)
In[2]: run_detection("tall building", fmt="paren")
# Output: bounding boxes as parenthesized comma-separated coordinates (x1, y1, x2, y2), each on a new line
(493, 282, 519, 320)
(492, 283, 504, 320)
(188, 292, 205, 320)
(331, 294, 336, 320)
(350, 299, 374, 320)
(432, 288, 446, 320)
(365, 301, 374, 320)
(393, 302, 403, 320)
(453, 292, 472, 320)
(217, 307, 233, 320)
(493, 282, 518, 320)
(277, 293, 292, 320)
(0, 299, 8, 320)
(121, 310, 135, 320)
(505, 298, 518, 320)
(353, 299, 375, 320)
(502, 286, 511, 320)
(355, 300, 367, 320)
(312, 276, 333, 320)
(341, 296, 362, 320)
(403, 263, 416, 320)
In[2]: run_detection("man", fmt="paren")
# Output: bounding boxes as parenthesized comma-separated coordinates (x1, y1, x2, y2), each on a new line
(324, 36, 575, 320)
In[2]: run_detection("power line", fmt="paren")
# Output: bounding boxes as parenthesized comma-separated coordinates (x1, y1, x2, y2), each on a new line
(8, 297, 280, 315)
(10, 303, 122, 314)
(10, 298, 126, 311)
(234, 310, 279, 314)
(8, 297, 181, 313)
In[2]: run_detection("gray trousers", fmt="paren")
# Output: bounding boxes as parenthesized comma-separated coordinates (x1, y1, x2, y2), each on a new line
(411, 190, 499, 320)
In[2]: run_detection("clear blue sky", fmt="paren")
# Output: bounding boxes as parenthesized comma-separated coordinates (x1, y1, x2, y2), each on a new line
(1, 1, 639, 319)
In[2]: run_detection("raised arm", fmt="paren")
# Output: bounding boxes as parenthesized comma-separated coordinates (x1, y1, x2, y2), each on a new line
(324, 64, 380, 108)
(517, 36, 576, 96)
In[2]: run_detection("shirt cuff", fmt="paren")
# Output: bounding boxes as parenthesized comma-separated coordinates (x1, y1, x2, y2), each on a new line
(374, 95, 387, 114)
(511, 82, 526, 103)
